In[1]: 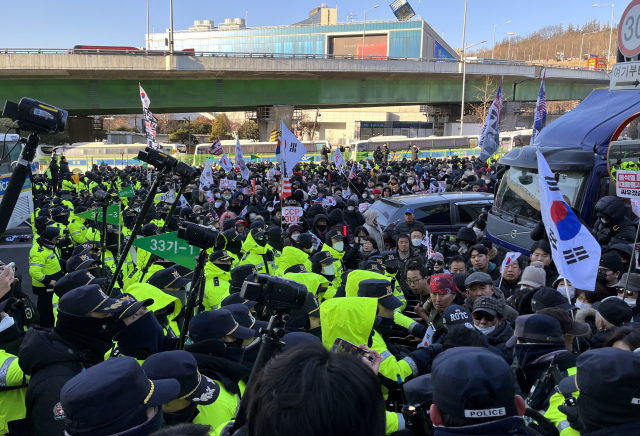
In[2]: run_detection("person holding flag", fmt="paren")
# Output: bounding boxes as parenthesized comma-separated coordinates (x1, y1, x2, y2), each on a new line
(495, 252, 523, 299)
(139, 85, 160, 151)
(276, 121, 307, 177)
(332, 146, 347, 171)
(235, 138, 251, 181)
(530, 72, 546, 144)
(478, 79, 503, 163)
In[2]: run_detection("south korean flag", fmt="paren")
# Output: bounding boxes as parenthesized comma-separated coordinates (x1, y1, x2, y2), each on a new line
(537, 150, 600, 291)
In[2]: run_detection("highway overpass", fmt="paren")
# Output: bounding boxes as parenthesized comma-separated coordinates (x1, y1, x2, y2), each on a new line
(0, 51, 610, 116)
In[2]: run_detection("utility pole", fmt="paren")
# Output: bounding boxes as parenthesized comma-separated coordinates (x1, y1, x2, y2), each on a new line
(147, 0, 150, 50)
(459, 0, 468, 136)
(169, 0, 174, 53)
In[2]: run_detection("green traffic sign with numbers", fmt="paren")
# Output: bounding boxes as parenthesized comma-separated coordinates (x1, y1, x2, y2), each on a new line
(132, 231, 200, 269)
(75, 204, 121, 225)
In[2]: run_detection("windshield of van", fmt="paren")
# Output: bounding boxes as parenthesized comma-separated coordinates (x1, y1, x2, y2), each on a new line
(494, 166, 587, 226)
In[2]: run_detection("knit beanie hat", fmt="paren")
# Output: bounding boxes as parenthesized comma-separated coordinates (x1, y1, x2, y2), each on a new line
(519, 261, 546, 288)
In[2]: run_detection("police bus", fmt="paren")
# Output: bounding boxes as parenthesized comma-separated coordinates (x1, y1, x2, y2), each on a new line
(192, 140, 331, 166)
(37, 142, 187, 172)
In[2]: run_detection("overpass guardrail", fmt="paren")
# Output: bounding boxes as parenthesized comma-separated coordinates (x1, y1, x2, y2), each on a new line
(0, 48, 610, 72)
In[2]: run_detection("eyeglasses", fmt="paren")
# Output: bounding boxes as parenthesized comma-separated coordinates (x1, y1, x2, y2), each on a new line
(472, 311, 495, 322)
(433, 261, 444, 265)
(405, 278, 424, 285)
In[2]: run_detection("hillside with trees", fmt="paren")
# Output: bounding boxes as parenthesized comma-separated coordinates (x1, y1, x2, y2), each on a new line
(470, 20, 617, 65)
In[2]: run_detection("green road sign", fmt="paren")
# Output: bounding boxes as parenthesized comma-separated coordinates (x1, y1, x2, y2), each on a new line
(75, 204, 121, 225)
(133, 231, 200, 269)
(118, 185, 134, 198)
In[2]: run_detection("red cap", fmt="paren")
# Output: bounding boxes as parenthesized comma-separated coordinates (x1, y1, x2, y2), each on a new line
(373, 189, 382, 194)
(430, 273, 458, 294)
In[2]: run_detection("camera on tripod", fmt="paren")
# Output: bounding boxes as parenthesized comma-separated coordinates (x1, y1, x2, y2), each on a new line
(177, 222, 219, 250)
(240, 274, 308, 311)
(2, 98, 67, 133)
(137, 147, 177, 172)
(176, 161, 200, 180)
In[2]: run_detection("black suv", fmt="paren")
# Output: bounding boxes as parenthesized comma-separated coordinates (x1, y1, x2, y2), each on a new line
(367, 192, 493, 237)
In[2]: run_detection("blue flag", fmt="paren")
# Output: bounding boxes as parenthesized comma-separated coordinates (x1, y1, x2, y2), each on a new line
(531, 73, 547, 144)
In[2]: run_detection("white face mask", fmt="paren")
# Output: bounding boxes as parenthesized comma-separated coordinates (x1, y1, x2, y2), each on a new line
(291, 234, 300, 241)
(322, 264, 336, 276)
(476, 325, 496, 335)
(215, 193, 221, 198)
(411, 238, 422, 247)
(556, 286, 575, 300)
(473, 227, 483, 238)
(249, 213, 257, 220)
(214, 202, 221, 208)
(574, 300, 592, 310)
(0, 315, 15, 333)
(267, 207, 274, 212)
(624, 297, 637, 308)
(333, 241, 344, 252)
(348, 206, 355, 212)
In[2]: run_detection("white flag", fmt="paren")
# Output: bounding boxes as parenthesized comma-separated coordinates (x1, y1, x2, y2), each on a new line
(478, 79, 503, 162)
(277, 121, 308, 177)
(332, 147, 346, 170)
(235, 137, 250, 180)
(200, 160, 215, 190)
(537, 150, 600, 291)
(139, 85, 160, 150)
(219, 152, 234, 173)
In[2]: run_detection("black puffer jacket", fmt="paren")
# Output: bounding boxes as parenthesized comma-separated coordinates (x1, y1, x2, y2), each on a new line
(18, 328, 99, 436)
(485, 320, 514, 364)
(592, 196, 638, 250)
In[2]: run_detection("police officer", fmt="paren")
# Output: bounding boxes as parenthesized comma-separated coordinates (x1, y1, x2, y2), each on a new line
(18, 285, 131, 436)
(238, 228, 276, 275)
(29, 226, 64, 328)
(59, 356, 180, 436)
(203, 250, 233, 311)
(0, 297, 28, 435)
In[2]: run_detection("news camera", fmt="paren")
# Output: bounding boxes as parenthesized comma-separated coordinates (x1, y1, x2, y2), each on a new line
(176, 161, 200, 180)
(2, 98, 67, 133)
(177, 222, 219, 250)
(240, 274, 308, 311)
(137, 147, 177, 172)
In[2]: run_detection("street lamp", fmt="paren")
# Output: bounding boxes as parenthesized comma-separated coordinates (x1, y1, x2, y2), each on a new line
(593, 4, 615, 67)
(580, 31, 598, 67)
(362, 5, 379, 59)
(458, 39, 486, 136)
(459, 0, 468, 136)
(507, 32, 516, 60)
(492, 21, 511, 59)
(169, 0, 174, 53)
(146, 0, 150, 50)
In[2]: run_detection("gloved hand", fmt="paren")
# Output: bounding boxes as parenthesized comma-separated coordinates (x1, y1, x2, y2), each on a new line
(558, 405, 584, 432)
(264, 250, 275, 262)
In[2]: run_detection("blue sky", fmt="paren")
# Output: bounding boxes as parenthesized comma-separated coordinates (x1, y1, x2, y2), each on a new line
(0, 0, 622, 52)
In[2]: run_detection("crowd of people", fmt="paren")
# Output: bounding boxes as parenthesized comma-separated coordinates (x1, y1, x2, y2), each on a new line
(0, 149, 638, 436)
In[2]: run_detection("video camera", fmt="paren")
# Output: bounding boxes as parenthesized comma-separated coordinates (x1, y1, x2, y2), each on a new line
(240, 274, 308, 311)
(137, 147, 178, 172)
(177, 222, 219, 250)
(2, 98, 67, 133)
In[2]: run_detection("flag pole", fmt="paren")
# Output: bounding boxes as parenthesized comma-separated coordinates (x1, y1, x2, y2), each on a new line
(623, 224, 640, 294)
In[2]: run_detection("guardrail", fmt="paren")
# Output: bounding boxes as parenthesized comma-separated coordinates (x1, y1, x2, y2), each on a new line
(0, 48, 610, 72)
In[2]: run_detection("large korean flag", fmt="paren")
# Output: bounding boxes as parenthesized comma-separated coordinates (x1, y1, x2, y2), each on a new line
(537, 150, 600, 291)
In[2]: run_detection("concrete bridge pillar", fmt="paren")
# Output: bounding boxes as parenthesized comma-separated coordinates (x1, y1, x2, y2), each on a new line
(501, 101, 525, 131)
(257, 105, 294, 142)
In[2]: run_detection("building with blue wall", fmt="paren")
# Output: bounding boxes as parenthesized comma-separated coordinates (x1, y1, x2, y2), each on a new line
(147, 10, 456, 60)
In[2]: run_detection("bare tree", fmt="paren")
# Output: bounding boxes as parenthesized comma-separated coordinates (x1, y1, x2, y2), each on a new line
(471, 76, 499, 124)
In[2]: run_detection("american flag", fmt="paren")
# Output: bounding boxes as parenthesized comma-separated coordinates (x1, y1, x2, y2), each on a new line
(279, 178, 292, 199)
(209, 138, 223, 155)
(348, 162, 356, 179)
(531, 72, 546, 144)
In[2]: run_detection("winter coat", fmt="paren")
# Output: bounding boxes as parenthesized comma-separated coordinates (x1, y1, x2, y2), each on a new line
(18, 328, 99, 436)
(344, 206, 365, 236)
(465, 288, 519, 325)
(485, 320, 514, 364)
(363, 209, 385, 250)
(592, 196, 638, 250)
(433, 417, 528, 436)
(391, 219, 426, 242)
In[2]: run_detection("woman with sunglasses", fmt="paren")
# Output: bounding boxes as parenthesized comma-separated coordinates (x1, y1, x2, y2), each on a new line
(471, 296, 514, 364)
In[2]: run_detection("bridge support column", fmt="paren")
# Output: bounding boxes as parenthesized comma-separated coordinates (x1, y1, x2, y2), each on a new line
(257, 105, 294, 142)
(501, 101, 525, 131)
